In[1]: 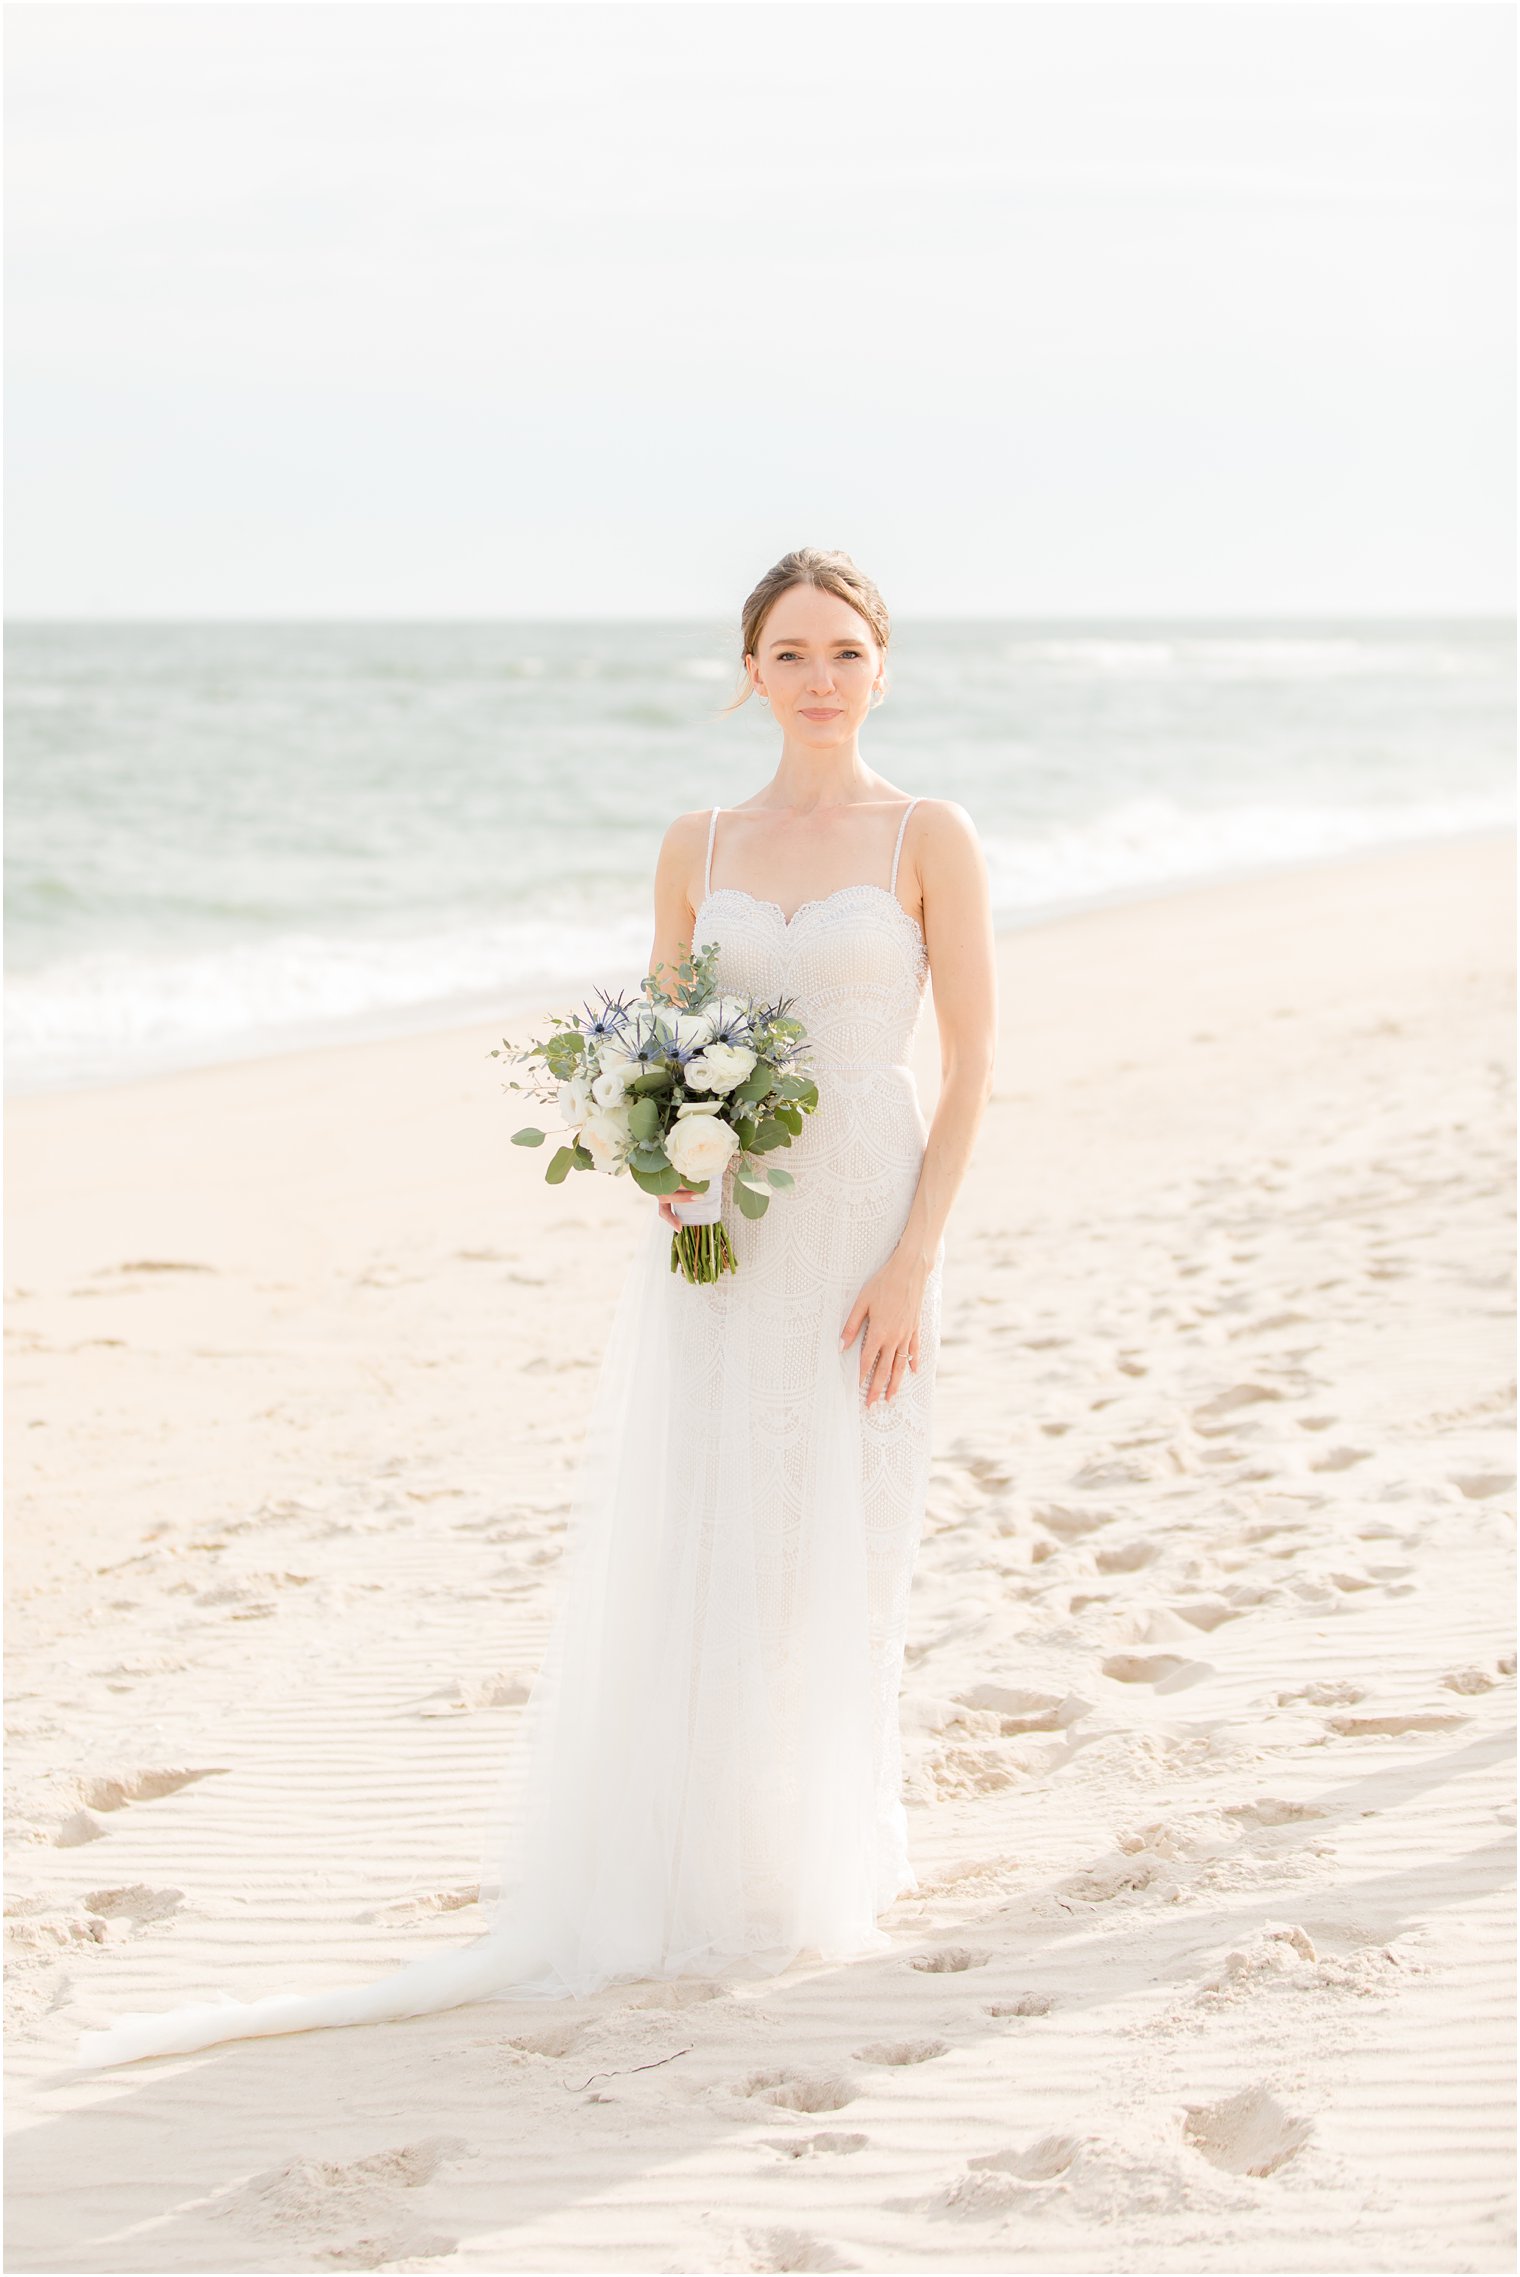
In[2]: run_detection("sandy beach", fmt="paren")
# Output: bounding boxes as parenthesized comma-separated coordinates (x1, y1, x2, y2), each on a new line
(5, 830, 1514, 2274)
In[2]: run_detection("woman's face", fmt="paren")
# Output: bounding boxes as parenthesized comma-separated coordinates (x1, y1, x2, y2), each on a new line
(747, 583, 883, 746)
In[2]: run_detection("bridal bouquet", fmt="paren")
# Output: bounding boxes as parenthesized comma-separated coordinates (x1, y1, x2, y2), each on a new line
(494, 943, 819, 1284)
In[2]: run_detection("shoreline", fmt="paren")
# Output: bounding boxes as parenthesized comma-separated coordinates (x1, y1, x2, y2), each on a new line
(7, 819, 1513, 1108)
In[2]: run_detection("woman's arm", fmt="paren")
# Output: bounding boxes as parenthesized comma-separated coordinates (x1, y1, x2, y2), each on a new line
(840, 800, 997, 1406)
(647, 808, 709, 998)
(647, 810, 711, 1228)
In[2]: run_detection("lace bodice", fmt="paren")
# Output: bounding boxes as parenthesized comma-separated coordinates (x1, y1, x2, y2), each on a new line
(692, 801, 930, 1072)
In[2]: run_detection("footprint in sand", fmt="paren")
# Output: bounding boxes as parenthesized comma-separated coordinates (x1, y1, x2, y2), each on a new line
(985, 1993, 1059, 2018)
(81, 1884, 184, 1928)
(1442, 1666, 1503, 1694)
(355, 1886, 478, 1923)
(505, 2022, 588, 2059)
(56, 1768, 230, 1842)
(853, 2039, 948, 2066)
(740, 2070, 859, 2113)
(1093, 1538, 1160, 1573)
(1223, 1798, 1326, 1829)
(1059, 1855, 1163, 1905)
(1181, 2084, 1313, 2177)
(1034, 1502, 1116, 1539)
(1324, 1708, 1471, 1738)
(1101, 1651, 1214, 1693)
(919, 2134, 1087, 2221)
(77, 1767, 230, 1812)
(621, 1978, 729, 2011)
(908, 1946, 990, 1974)
(105, 1259, 216, 1277)
(1308, 1444, 1372, 1474)
(737, 2226, 857, 2273)
(1452, 1472, 1517, 1501)
(416, 1671, 532, 1716)
(1170, 1596, 1245, 1631)
(209, 2134, 470, 2268)
(1276, 1679, 1364, 1707)
(760, 2132, 869, 2159)
(972, 2133, 1083, 2183)
(1191, 1384, 1284, 1434)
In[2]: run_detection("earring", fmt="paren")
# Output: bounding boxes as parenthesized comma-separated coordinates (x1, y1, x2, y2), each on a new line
(870, 686, 886, 708)
(757, 689, 770, 705)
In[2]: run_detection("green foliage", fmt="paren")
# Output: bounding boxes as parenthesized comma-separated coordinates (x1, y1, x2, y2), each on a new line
(626, 1096, 661, 1143)
(512, 1126, 546, 1146)
(628, 1158, 681, 1195)
(732, 1062, 776, 1105)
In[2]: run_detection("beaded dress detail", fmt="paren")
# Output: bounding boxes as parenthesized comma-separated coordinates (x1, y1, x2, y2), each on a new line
(75, 801, 945, 2067)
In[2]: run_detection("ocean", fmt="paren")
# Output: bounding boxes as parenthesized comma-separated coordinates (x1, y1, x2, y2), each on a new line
(5, 617, 1513, 1095)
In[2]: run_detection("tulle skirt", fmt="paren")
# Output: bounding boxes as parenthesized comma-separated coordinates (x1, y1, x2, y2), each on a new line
(74, 1069, 943, 2068)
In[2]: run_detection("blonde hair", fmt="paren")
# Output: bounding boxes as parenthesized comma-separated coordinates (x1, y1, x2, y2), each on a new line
(719, 547, 890, 714)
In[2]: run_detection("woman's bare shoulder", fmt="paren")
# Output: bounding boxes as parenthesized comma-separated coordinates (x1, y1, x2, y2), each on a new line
(905, 797, 982, 860)
(659, 805, 718, 847)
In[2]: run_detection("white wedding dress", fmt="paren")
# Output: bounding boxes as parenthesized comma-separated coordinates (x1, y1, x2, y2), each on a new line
(75, 799, 945, 2067)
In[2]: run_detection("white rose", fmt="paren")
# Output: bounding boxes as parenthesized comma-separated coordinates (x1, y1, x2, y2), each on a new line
(684, 1042, 758, 1095)
(670, 1010, 713, 1051)
(590, 1052, 641, 1109)
(666, 1110, 739, 1184)
(557, 1074, 593, 1125)
(580, 1106, 632, 1174)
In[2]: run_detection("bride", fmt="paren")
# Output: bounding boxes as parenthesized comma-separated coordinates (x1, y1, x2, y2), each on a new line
(75, 546, 997, 2068)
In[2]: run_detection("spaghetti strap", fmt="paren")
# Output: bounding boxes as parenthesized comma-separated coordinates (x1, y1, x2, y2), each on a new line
(889, 799, 919, 896)
(704, 804, 721, 899)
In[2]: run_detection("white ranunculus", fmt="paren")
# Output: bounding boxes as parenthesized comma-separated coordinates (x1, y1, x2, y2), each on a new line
(557, 1074, 593, 1125)
(580, 1106, 632, 1174)
(666, 1110, 739, 1184)
(684, 1042, 758, 1095)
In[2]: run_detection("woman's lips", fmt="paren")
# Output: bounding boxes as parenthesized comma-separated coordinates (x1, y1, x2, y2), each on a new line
(800, 707, 843, 719)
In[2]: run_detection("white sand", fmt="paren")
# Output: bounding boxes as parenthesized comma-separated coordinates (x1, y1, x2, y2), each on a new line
(6, 832, 1514, 2273)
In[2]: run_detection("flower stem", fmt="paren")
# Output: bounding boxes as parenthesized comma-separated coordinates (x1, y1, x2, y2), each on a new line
(670, 1220, 737, 1284)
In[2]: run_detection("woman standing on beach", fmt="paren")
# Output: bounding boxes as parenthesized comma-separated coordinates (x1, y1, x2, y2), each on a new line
(76, 546, 998, 2066)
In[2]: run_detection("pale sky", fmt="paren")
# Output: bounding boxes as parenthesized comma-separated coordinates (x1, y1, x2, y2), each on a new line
(5, 2, 1514, 617)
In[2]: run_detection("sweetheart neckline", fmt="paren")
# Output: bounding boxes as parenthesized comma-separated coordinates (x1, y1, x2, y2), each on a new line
(695, 881, 927, 948)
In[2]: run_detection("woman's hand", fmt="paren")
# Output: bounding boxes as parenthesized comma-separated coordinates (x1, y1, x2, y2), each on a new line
(657, 1187, 702, 1230)
(840, 1248, 928, 1407)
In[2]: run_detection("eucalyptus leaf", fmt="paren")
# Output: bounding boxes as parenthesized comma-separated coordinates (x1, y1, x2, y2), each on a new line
(734, 1180, 771, 1220)
(733, 1063, 775, 1104)
(765, 1166, 795, 1189)
(545, 1145, 576, 1185)
(628, 1160, 682, 1195)
(511, 1127, 547, 1146)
